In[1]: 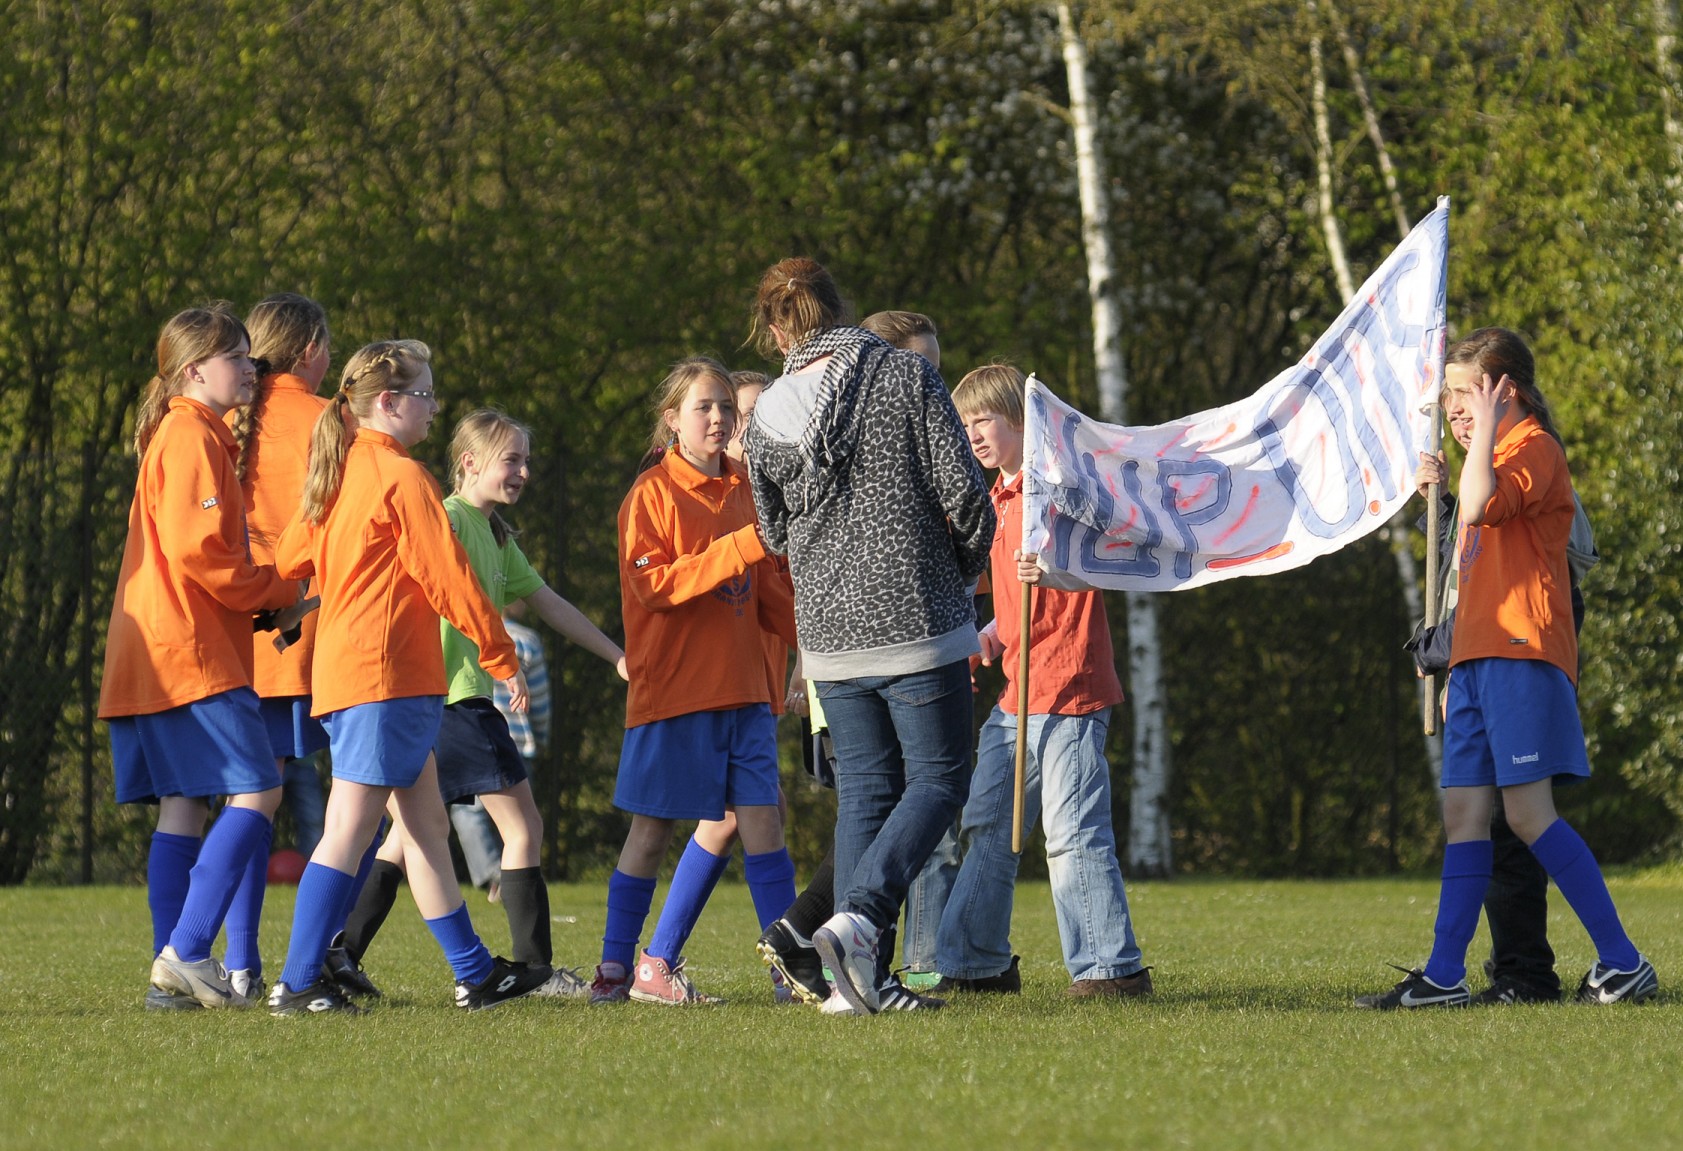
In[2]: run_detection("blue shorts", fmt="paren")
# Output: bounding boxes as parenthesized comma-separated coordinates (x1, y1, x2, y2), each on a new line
(110, 687, 281, 804)
(434, 697, 528, 805)
(1442, 658, 1591, 789)
(614, 704, 779, 820)
(261, 695, 329, 761)
(323, 697, 445, 790)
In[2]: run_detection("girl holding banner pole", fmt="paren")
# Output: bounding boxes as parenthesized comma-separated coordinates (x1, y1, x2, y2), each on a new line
(1357, 327, 1655, 1009)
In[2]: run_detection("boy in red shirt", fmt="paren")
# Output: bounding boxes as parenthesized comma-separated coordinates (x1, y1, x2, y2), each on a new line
(930, 365, 1153, 998)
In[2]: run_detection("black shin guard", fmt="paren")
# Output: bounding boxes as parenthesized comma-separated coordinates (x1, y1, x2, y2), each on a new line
(341, 859, 403, 962)
(498, 866, 551, 968)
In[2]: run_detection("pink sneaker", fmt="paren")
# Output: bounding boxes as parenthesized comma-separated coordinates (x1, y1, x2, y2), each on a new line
(628, 950, 722, 1005)
(588, 961, 631, 1005)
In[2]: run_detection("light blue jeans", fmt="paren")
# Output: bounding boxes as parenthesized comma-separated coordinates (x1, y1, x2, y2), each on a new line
(935, 707, 1143, 982)
(902, 822, 960, 970)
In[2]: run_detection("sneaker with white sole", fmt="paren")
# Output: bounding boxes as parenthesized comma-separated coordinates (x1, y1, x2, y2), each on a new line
(269, 979, 360, 1016)
(150, 946, 251, 1009)
(820, 989, 860, 1016)
(589, 961, 631, 1005)
(876, 976, 945, 1012)
(229, 969, 266, 1003)
(1353, 965, 1470, 1010)
(1576, 956, 1658, 1005)
(813, 912, 882, 1016)
(629, 950, 722, 1005)
(455, 957, 551, 1011)
(531, 964, 590, 999)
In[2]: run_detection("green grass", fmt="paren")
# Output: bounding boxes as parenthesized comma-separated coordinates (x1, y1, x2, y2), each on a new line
(3, 871, 1682, 1150)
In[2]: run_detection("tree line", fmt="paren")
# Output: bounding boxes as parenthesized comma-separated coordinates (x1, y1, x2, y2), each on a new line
(3, 0, 1678, 885)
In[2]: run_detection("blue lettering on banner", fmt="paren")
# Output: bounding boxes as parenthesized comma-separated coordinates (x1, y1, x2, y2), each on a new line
(1042, 406, 1163, 579)
(1156, 459, 1232, 580)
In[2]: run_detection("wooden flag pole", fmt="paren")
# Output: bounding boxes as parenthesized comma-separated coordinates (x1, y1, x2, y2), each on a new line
(1012, 581, 1033, 853)
(1422, 399, 1443, 735)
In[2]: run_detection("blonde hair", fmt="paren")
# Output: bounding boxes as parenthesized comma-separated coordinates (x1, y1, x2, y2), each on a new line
(637, 356, 734, 473)
(134, 303, 250, 456)
(449, 408, 530, 547)
(299, 339, 431, 523)
(860, 310, 936, 348)
(234, 293, 330, 481)
(747, 257, 852, 357)
(952, 363, 1027, 430)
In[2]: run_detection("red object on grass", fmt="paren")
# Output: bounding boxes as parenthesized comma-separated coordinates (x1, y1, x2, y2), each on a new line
(267, 848, 308, 885)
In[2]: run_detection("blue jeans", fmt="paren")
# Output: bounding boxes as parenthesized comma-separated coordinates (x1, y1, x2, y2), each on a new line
(817, 660, 973, 935)
(282, 754, 326, 857)
(902, 821, 960, 970)
(936, 707, 1143, 982)
(449, 797, 504, 889)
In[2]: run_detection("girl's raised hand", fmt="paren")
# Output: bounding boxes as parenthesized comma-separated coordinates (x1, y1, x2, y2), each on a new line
(1463, 372, 1512, 435)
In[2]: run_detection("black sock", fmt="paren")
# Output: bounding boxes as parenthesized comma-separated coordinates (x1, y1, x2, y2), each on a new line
(341, 859, 403, 962)
(498, 866, 551, 968)
(783, 845, 835, 939)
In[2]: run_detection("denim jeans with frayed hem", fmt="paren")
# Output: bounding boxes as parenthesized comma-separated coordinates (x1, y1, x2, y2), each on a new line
(936, 707, 1143, 982)
(818, 661, 973, 938)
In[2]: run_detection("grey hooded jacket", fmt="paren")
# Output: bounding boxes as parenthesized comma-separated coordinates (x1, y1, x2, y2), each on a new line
(744, 326, 995, 681)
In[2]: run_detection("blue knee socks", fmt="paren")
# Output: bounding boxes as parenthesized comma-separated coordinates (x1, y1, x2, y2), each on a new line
(279, 862, 356, 992)
(222, 817, 273, 974)
(168, 807, 272, 963)
(1529, 819, 1640, 970)
(1422, 839, 1493, 988)
(147, 832, 201, 956)
(603, 870, 657, 970)
(424, 903, 493, 985)
(647, 839, 730, 964)
(744, 847, 798, 932)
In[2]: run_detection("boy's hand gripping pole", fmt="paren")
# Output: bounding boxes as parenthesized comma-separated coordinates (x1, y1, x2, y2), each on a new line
(1012, 584, 1033, 853)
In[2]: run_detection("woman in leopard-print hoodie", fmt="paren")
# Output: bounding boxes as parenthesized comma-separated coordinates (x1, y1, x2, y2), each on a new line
(744, 258, 994, 1015)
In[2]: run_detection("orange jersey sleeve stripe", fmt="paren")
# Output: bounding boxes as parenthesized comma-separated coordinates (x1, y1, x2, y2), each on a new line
(99, 397, 293, 717)
(276, 429, 517, 716)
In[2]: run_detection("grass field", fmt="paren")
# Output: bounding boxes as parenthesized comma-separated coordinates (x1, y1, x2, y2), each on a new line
(3, 869, 1681, 1150)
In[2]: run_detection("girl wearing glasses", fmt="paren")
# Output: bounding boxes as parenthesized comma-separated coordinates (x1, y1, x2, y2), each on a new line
(268, 340, 547, 1014)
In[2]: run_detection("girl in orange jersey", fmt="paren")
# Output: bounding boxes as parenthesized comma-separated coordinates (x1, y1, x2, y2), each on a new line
(205, 293, 334, 1001)
(100, 304, 304, 1010)
(590, 357, 800, 1006)
(1357, 328, 1655, 1009)
(268, 340, 547, 1014)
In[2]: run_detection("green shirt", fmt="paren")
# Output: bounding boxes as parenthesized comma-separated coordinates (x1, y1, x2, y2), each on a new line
(441, 493, 545, 704)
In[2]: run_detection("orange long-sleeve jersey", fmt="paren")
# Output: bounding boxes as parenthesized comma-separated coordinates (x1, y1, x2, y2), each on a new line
(620, 451, 798, 728)
(230, 373, 329, 698)
(100, 397, 296, 718)
(275, 429, 518, 716)
(1450, 417, 1579, 683)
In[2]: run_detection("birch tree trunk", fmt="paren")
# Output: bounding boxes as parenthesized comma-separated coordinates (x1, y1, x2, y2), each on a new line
(1656, 0, 1683, 216)
(1308, 1, 1442, 783)
(1057, 2, 1172, 874)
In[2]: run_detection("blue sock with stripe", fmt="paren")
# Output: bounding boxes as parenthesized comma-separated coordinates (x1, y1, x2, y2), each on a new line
(424, 903, 493, 985)
(147, 832, 201, 956)
(744, 847, 798, 932)
(1422, 839, 1493, 988)
(603, 870, 657, 970)
(1528, 819, 1640, 970)
(647, 839, 730, 964)
(168, 807, 272, 963)
(222, 816, 273, 975)
(279, 862, 355, 992)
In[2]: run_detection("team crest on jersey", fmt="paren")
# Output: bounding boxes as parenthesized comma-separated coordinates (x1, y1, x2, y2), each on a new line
(201, 497, 218, 509)
(713, 572, 751, 614)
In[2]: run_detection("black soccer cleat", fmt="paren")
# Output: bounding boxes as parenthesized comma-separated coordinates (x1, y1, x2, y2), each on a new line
(454, 957, 551, 1011)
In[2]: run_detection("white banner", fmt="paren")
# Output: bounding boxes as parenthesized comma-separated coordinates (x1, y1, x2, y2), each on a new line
(1023, 199, 1449, 592)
